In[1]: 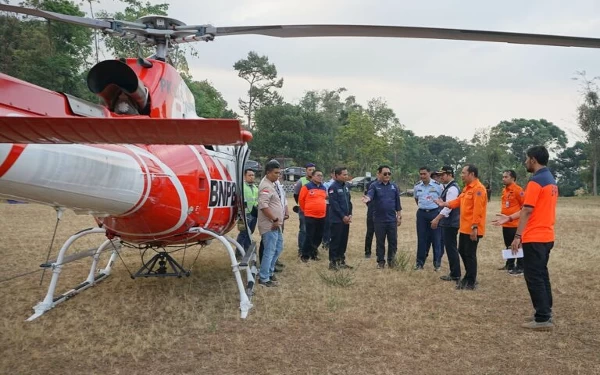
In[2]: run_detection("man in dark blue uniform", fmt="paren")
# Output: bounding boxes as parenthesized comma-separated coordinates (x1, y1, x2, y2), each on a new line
(327, 166, 353, 270)
(363, 165, 402, 269)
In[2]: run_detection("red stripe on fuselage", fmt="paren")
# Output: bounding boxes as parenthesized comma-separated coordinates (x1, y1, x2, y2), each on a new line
(0, 144, 27, 178)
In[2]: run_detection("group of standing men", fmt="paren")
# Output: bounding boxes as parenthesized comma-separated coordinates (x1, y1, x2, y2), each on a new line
(237, 145, 558, 330)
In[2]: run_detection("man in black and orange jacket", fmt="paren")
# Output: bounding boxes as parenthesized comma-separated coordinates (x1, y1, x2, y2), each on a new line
(299, 169, 327, 261)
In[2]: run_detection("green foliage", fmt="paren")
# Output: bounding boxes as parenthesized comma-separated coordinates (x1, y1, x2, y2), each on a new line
(182, 74, 237, 119)
(550, 142, 588, 196)
(234, 51, 284, 128)
(0, 0, 94, 100)
(575, 72, 600, 196)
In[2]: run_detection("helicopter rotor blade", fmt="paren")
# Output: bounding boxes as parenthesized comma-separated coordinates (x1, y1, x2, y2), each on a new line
(0, 4, 146, 31)
(205, 24, 600, 49)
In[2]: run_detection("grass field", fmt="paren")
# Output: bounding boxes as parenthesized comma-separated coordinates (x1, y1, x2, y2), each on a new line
(1, 195, 599, 375)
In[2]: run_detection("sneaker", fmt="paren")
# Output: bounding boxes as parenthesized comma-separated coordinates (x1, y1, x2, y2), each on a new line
(300, 257, 309, 263)
(440, 275, 460, 282)
(509, 268, 524, 276)
(413, 264, 424, 271)
(387, 261, 396, 269)
(311, 256, 321, 261)
(339, 262, 353, 269)
(276, 260, 285, 268)
(274, 266, 283, 273)
(377, 262, 385, 269)
(456, 279, 476, 290)
(328, 262, 339, 271)
(434, 266, 441, 272)
(259, 280, 278, 287)
(270, 274, 279, 282)
(365, 253, 372, 259)
(521, 320, 554, 331)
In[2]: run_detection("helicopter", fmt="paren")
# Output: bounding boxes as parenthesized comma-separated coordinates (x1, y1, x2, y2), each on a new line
(1, 3, 599, 322)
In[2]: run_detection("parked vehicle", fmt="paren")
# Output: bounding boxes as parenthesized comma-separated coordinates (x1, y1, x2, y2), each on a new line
(283, 166, 306, 181)
(244, 159, 261, 172)
(348, 176, 372, 191)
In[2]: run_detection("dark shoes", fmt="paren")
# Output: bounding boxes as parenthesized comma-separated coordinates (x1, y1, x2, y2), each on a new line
(259, 280, 278, 287)
(440, 274, 460, 282)
(509, 268, 524, 276)
(377, 262, 385, 269)
(456, 279, 476, 290)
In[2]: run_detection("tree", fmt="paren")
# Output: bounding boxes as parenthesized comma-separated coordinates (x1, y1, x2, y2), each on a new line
(336, 111, 388, 176)
(234, 51, 284, 128)
(469, 127, 506, 194)
(575, 72, 600, 196)
(182, 74, 237, 119)
(366, 97, 400, 133)
(550, 142, 588, 196)
(0, 0, 94, 100)
(491, 118, 568, 164)
(252, 104, 305, 162)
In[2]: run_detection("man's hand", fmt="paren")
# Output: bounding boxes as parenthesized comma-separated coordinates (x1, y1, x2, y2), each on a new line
(343, 215, 352, 224)
(397, 215, 402, 227)
(511, 237, 521, 254)
(434, 198, 446, 207)
(493, 214, 510, 226)
(431, 218, 439, 229)
(470, 227, 478, 241)
(361, 196, 371, 204)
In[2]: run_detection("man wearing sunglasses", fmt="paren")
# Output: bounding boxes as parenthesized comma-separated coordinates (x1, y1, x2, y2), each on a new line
(362, 165, 403, 269)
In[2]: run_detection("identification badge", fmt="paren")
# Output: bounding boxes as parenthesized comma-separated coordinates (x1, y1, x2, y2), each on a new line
(505, 200, 510, 208)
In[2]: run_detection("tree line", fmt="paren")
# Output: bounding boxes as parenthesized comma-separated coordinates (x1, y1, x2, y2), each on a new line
(1, 0, 598, 196)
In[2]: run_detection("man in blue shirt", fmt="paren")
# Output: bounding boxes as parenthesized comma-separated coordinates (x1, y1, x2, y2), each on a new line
(413, 166, 443, 271)
(363, 165, 402, 269)
(327, 166, 353, 270)
(363, 175, 377, 258)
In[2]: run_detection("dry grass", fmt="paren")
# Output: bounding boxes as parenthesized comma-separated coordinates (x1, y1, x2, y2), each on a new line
(1, 195, 600, 374)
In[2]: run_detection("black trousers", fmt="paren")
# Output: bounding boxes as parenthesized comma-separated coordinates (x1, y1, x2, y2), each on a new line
(442, 226, 461, 278)
(502, 227, 523, 269)
(364, 214, 375, 256)
(302, 217, 325, 259)
(375, 222, 397, 264)
(329, 222, 349, 263)
(523, 242, 554, 322)
(458, 233, 480, 286)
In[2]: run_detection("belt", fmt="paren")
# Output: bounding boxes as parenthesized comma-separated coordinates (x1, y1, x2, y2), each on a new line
(418, 208, 439, 212)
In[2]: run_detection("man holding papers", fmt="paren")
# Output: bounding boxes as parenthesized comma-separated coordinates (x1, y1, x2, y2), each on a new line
(494, 146, 558, 331)
(498, 170, 525, 275)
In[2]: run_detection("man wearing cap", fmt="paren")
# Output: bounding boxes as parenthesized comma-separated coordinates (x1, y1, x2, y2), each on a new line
(498, 169, 525, 275)
(430, 166, 461, 282)
(436, 164, 488, 290)
(362, 165, 402, 269)
(413, 167, 443, 271)
(294, 163, 316, 256)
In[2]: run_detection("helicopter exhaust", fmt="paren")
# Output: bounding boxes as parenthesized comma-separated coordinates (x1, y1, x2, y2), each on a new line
(87, 60, 149, 115)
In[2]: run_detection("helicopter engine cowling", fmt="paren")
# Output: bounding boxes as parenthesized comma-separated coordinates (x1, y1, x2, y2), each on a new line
(87, 60, 149, 115)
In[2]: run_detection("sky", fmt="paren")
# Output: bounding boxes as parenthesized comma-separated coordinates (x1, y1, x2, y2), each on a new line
(93, 0, 600, 141)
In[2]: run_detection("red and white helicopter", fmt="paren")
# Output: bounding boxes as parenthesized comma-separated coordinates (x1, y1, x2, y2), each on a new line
(1, 4, 599, 321)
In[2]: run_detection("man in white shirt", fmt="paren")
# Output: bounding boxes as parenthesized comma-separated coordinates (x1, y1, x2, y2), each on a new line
(430, 166, 462, 282)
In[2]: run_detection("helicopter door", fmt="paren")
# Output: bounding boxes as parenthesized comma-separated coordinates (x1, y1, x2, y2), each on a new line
(235, 144, 251, 231)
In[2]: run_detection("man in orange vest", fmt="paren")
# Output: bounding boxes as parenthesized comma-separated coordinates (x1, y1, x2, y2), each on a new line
(498, 169, 525, 275)
(299, 169, 327, 261)
(436, 164, 487, 290)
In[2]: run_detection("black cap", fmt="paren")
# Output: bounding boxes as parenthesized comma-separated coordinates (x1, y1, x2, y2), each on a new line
(437, 165, 454, 174)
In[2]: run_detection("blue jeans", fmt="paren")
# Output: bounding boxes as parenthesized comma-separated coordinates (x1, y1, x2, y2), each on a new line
(236, 214, 257, 251)
(260, 229, 283, 282)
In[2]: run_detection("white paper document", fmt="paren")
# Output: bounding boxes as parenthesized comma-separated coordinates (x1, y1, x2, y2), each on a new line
(502, 248, 523, 259)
